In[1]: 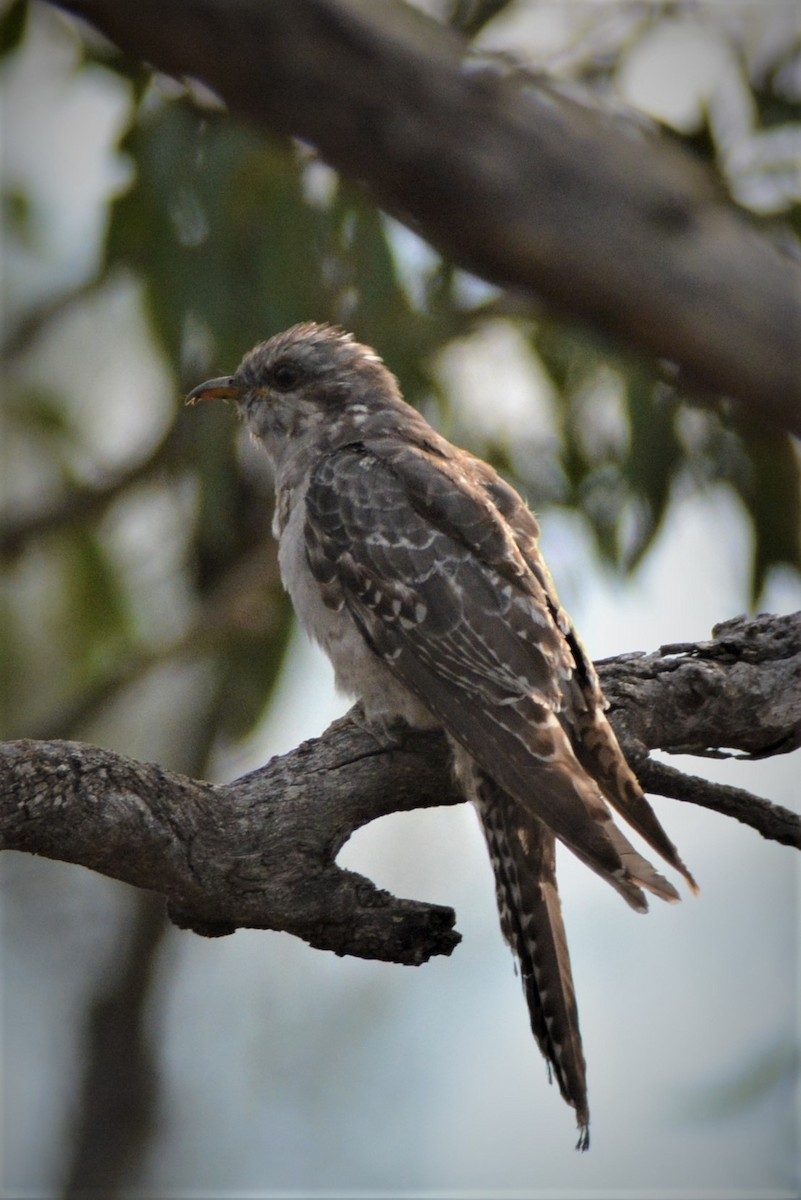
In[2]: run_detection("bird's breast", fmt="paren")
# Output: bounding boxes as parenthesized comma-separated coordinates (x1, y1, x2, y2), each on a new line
(276, 481, 437, 729)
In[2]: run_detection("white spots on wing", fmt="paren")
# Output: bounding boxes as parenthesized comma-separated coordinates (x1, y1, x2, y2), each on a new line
(516, 595, 550, 629)
(399, 600, 428, 630)
(362, 583, 386, 610)
(484, 567, 554, 635)
(364, 529, 440, 553)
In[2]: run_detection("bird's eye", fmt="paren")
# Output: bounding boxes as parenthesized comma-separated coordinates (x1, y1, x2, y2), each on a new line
(271, 361, 302, 392)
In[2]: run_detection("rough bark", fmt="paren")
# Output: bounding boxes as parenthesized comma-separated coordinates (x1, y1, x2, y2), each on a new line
(49, 0, 801, 433)
(3, 613, 799, 966)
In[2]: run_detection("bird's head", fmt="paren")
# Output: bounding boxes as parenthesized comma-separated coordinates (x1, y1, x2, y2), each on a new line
(186, 323, 401, 463)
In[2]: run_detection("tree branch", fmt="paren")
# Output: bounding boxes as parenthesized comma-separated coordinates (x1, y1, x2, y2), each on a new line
(1, 719, 463, 964)
(3, 613, 799, 965)
(49, 0, 801, 432)
(0, 421, 182, 565)
(636, 758, 801, 850)
(598, 611, 801, 760)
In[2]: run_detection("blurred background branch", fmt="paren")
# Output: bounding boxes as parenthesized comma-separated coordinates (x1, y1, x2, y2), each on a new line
(49, 0, 801, 430)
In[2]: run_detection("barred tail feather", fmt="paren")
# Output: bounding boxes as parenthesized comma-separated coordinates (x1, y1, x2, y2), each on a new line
(476, 773, 590, 1150)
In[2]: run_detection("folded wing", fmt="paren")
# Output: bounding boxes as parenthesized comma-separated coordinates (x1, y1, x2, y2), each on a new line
(304, 440, 694, 906)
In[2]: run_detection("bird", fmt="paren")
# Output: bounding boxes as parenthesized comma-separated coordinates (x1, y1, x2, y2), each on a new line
(187, 321, 697, 1149)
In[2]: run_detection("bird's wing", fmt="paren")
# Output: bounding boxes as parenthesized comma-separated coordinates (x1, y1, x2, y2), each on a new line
(475, 768, 589, 1149)
(304, 441, 684, 907)
(470, 457, 698, 893)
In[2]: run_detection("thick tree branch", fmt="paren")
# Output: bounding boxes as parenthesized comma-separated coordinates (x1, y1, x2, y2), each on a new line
(599, 611, 801, 760)
(1, 720, 462, 964)
(49, 0, 801, 432)
(3, 613, 799, 965)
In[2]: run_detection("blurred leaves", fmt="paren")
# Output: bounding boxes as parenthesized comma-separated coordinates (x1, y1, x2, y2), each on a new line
(5, 384, 80, 446)
(533, 314, 801, 588)
(0, 0, 27, 59)
(620, 376, 684, 571)
(2, 186, 34, 245)
(734, 428, 801, 604)
(62, 527, 133, 675)
(108, 101, 331, 371)
(106, 82, 466, 396)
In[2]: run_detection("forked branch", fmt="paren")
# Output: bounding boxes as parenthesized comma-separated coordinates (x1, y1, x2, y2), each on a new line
(2, 613, 799, 965)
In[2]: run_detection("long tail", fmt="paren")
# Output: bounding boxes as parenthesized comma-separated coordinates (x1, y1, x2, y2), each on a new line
(476, 771, 590, 1151)
(569, 705, 699, 895)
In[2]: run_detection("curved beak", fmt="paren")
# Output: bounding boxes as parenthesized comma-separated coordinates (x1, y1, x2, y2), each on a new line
(185, 375, 241, 406)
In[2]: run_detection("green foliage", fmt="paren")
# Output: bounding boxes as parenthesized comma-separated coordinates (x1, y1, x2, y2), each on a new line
(216, 593, 294, 741)
(0, 0, 27, 60)
(5, 384, 80, 445)
(0, 588, 19, 730)
(108, 102, 331, 369)
(62, 527, 134, 674)
(619, 376, 685, 570)
(734, 428, 801, 604)
(106, 88, 463, 393)
(2, 186, 34, 245)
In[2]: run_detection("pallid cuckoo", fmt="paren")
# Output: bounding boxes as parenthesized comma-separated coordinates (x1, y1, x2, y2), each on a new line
(188, 322, 697, 1148)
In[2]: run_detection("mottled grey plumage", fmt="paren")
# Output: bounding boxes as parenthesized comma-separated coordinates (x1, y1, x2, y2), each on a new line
(188, 322, 697, 1148)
